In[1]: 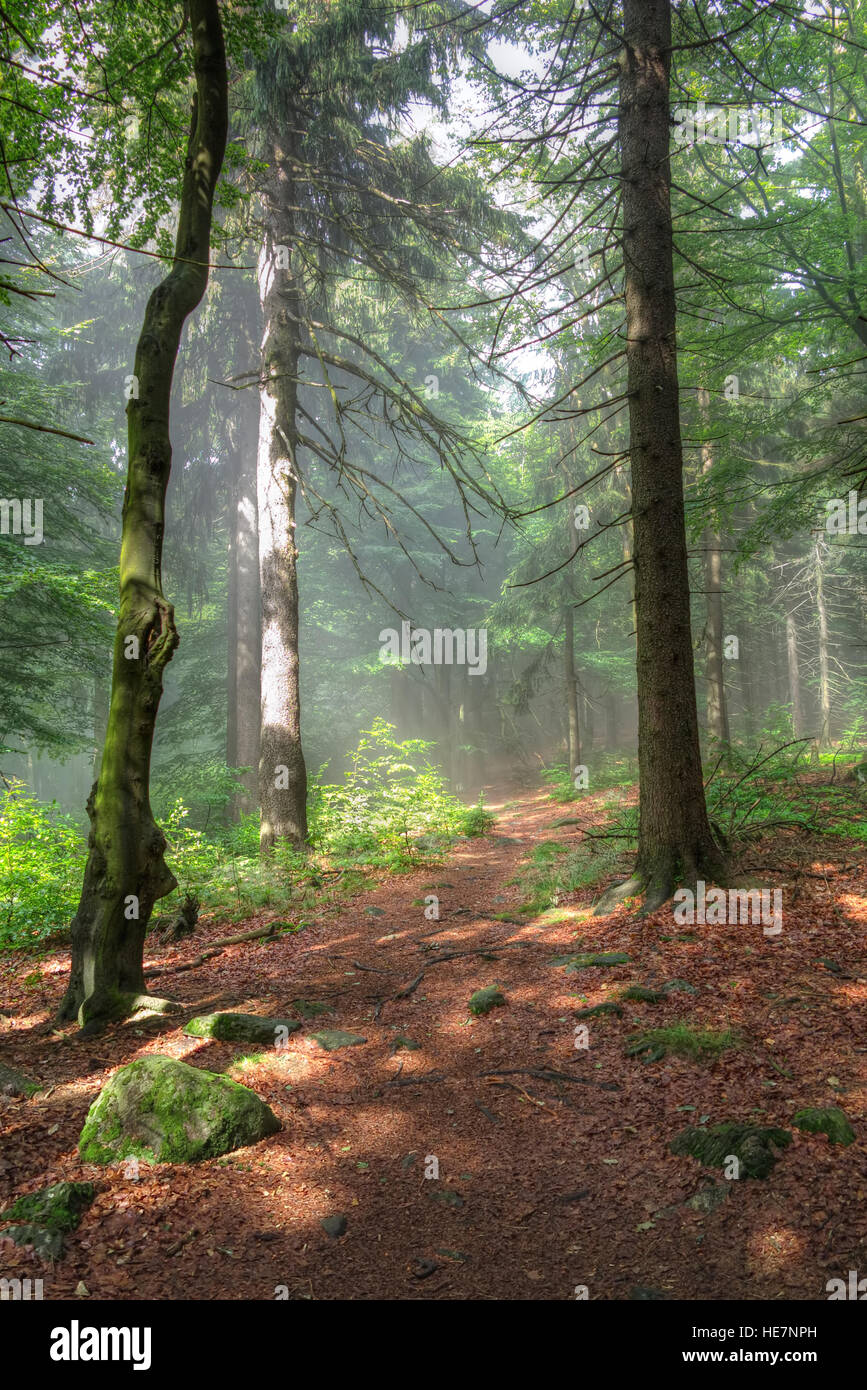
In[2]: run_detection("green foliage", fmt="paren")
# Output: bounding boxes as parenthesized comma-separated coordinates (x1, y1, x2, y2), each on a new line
(0, 781, 86, 946)
(0, 723, 483, 948)
(307, 719, 476, 865)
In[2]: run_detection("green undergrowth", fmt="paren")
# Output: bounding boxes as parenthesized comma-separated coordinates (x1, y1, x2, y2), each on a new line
(0, 721, 492, 948)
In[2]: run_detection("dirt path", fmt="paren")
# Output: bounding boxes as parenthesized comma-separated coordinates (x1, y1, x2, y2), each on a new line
(1, 787, 866, 1300)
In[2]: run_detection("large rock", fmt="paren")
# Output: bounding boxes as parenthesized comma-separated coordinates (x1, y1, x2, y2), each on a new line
(78, 1057, 280, 1165)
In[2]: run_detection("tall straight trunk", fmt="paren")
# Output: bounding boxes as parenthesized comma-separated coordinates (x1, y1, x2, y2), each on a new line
(226, 381, 260, 818)
(59, 0, 228, 1028)
(785, 609, 804, 738)
(598, 0, 723, 913)
(698, 387, 730, 745)
(814, 538, 832, 749)
(257, 137, 308, 850)
(563, 605, 581, 769)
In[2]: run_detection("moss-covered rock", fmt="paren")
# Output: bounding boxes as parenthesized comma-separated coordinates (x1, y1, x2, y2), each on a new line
(392, 1035, 421, 1051)
(78, 1056, 280, 1165)
(552, 951, 630, 970)
(670, 1122, 792, 1179)
(183, 1013, 301, 1044)
(793, 1106, 855, 1146)
(1, 1181, 95, 1259)
(468, 986, 506, 1016)
(0, 1061, 41, 1097)
(574, 1001, 624, 1019)
(619, 985, 665, 1003)
(311, 1030, 367, 1051)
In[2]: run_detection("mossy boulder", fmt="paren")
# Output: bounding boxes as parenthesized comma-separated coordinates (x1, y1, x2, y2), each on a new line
(468, 986, 506, 1016)
(670, 1122, 792, 1179)
(1, 1181, 95, 1259)
(78, 1056, 280, 1165)
(183, 1013, 301, 1044)
(793, 1106, 855, 1146)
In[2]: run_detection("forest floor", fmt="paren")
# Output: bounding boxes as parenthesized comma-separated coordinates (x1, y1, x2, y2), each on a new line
(1, 782, 866, 1300)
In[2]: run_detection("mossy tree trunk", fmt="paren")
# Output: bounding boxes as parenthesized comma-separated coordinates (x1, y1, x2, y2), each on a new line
(596, 0, 724, 914)
(59, 0, 228, 1029)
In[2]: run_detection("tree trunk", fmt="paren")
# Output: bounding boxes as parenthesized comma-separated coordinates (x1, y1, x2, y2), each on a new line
(257, 154, 307, 850)
(226, 379, 260, 818)
(814, 537, 832, 749)
(698, 387, 730, 746)
(597, 0, 724, 913)
(785, 609, 804, 738)
(563, 605, 581, 769)
(59, 0, 228, 1028)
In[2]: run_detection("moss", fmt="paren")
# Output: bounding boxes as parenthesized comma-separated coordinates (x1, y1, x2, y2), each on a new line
(627, 1024, 739, 1063)
(670, 1122, 792, 1179)
(3, 1181, 94, 1233)
(619, 985, 665, 1003)
(468, 986, 506, 1016)
(78, 1056, 280, 1164)
(793, 1106, 855, 1146)
(574, 1001, 624, 1019)
(552, 951, 630, 970)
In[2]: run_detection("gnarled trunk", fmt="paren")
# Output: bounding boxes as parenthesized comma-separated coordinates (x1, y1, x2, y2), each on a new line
(59, 0, 228, 1028)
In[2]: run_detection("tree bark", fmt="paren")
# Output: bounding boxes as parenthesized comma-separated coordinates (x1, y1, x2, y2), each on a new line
(698, 387, 730, 746)
(814, 537, 832, 749)
(563, 605, 581, 770)
(257, 146, 308, 850)
(59, 0, 228, 1028)
(785, 609, 804, 738)
(226, 372, 260, 818)
(596, 0, 724, 913)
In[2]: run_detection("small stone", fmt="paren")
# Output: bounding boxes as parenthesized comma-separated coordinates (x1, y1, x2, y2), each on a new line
(321, 1214, 347, 1238)
(290, 999, 334, 1019)
(364, 907, 385, 917)
(468, 986, 506, 1016)
(793, 1106, 855, 1146)
(552, 952, 630, 970)
(392, 1036, 421, 1052)
(0, 1061, 41, 1097)
(684, 1183, 729, 1214)
(311, 1030, 367, 1051)
(183, 1013, 301, 1044)
(574, 1002, 623, 1020)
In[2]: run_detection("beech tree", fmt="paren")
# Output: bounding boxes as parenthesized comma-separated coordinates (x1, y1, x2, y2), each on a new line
(59, 0, 228, 1028)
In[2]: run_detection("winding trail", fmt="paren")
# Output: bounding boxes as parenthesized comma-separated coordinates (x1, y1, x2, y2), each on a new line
(1, 786, 866, 1299)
